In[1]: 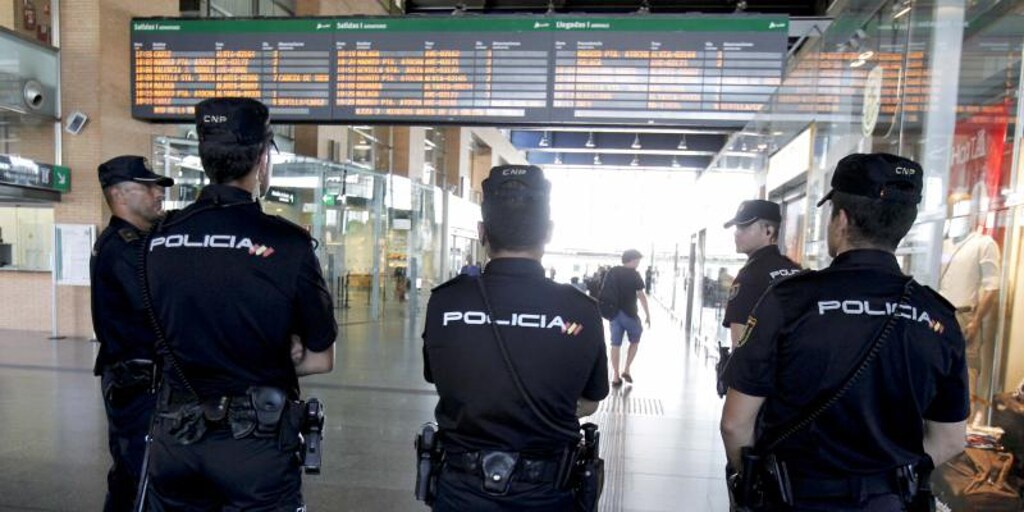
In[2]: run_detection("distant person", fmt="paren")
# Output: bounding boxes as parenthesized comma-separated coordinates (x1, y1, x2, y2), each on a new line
(549, 267, 557, 280)
(600, 250, 651, 386)
(717, 267, 734, 307)
(644, 265, 655, 295)
(571, 276, 587, 293)
(459, 258, 480, 277)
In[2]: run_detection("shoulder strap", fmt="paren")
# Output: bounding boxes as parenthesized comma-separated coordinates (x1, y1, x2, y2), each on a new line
(473, 276, 581, 441)
(138, 217, 202, 401)
(760, 277, 916, 453)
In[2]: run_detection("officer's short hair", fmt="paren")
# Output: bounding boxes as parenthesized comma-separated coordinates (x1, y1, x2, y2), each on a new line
(483, 179, 550, 252)
(830, 190, 917, 250)
(757, 219, 781, 243)
(199, 140, 269, 184)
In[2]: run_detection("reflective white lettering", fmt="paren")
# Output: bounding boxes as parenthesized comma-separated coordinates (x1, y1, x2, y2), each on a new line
(209, 235, 234, 248)
(464, 312, 487, 325)
(842, 301, 864, 314)
(165, 235, 184, 247)
(442, 312, 462, 326)
(547, 316, 566, 330)
(183, 235, 203, 248)
(518, 314, 541, 328)
(818, 301, 841, 315)
(236, 238, 254, 251)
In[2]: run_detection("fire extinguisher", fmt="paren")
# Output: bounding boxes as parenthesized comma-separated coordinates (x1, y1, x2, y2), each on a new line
(23, 0, 37, 31)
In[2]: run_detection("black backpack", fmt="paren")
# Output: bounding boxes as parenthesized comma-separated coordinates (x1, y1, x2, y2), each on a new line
(597, 271, 619, 320)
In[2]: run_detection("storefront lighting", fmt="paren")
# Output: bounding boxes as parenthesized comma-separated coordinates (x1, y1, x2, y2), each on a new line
(892, 0, 913, 19)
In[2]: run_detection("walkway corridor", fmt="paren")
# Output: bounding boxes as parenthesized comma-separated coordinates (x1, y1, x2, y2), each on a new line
(0, 302, 728, 511)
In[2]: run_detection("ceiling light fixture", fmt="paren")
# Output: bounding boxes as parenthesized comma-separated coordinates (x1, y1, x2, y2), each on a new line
(631, 154, 640, 166)
(554, 152, 563, 164)
(677, 135, 688, 150)
(671, 156, 680, 168)
(585, 132, 596, 148)
(631, 134, 642, 149)
(593, 153, 601, 165)
(538, 130, 550, 147)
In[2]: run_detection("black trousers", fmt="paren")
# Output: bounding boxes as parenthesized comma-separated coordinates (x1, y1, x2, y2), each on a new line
(432, 466, 576, 512)
(146, 419, 303, 512)
(101, 373, 156, 512)
(783, 493, 905, 511)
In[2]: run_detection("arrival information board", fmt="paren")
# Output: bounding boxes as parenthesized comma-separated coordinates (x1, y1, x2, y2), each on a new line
(131, 16, 787, 126)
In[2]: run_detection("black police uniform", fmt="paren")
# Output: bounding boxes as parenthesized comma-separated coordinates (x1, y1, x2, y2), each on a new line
(722, 244, 801, 329)
(725, 250, 968, 509)
(143, 99, 337, 511)
(92, 217, 158, 512)
(145, 183, 336, 510)
(423, 261, 609, 511)
(91, 155, 172, 512)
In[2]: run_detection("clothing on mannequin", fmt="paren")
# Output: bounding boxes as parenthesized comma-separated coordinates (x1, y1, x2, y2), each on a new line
(940, 223, 1000, 424)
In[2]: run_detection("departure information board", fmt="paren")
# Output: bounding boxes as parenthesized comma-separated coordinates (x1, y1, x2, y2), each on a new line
(131, 16, 788, 126)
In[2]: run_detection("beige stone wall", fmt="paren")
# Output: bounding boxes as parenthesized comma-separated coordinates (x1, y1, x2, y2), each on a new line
(0, 0, 178, 336)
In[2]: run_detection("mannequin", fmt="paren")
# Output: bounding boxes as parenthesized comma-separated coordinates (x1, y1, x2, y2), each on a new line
(940, 186, 1000, 424)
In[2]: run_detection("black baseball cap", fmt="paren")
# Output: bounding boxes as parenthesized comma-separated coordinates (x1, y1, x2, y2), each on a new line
(622, 249, 643, 263)
(482, 164, 551, 199)
(723, 200, 782, 228)
(195, 98, 273, 145)
(98, 155, 174, 189)
(817, 153, 923, 207)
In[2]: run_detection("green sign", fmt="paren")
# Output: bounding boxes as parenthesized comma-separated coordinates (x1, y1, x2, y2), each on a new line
(132, 16, 788, 34)
(0, 154, 71, 193)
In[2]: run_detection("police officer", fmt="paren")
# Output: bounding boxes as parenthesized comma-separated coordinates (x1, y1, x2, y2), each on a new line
(91, 155, 173, 512)
(721, 200, 801, 347)
(720, 153, 968, 511)
(422, 164, 609, 511)
(143, 97, 337, 510)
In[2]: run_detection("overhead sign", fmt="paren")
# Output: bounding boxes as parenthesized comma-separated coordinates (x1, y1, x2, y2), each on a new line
(130, 15, 788, 127)
(0, 154, 71, 193)
(266, 187, 296, 204)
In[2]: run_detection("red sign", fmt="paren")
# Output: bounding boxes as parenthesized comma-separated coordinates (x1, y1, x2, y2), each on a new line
(949, 102, 1010, 206)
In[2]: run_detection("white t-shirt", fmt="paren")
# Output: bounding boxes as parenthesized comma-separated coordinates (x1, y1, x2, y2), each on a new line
(939, 232, 1001, 309)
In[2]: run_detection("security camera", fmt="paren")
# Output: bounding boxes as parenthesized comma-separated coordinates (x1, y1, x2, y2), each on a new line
(23, 80, 44, 111)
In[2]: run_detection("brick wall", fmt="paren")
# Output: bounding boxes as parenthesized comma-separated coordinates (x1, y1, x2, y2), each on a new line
(0, 0, 178, 336)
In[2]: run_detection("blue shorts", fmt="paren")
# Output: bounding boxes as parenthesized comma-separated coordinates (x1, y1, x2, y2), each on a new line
(609, 311, 643, 346)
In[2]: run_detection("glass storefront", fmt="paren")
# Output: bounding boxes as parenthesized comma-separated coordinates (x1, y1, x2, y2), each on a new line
(697, 0, 1022, 508)
(153, 136, 447, 323)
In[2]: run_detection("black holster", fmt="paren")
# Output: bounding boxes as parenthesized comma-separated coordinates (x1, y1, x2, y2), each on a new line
(102, 359, 156, 406)
(300, 398, 325, 474)
(902, 460, 935, 512)
(571, 423, 604, 512)
(730, 447, 792, 511)
(414, 422, 442, 505)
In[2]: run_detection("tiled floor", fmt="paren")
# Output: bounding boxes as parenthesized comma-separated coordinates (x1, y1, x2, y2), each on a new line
(0, 301, 728, 511)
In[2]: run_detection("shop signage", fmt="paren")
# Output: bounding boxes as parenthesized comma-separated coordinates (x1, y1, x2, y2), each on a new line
(266, 187, 296, 204)
(0, 154, 71, 193)
(949, 102, 1009, 203)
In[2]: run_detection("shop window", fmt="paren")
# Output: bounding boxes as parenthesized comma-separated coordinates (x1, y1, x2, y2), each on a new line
(0, 204, 52, 270)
